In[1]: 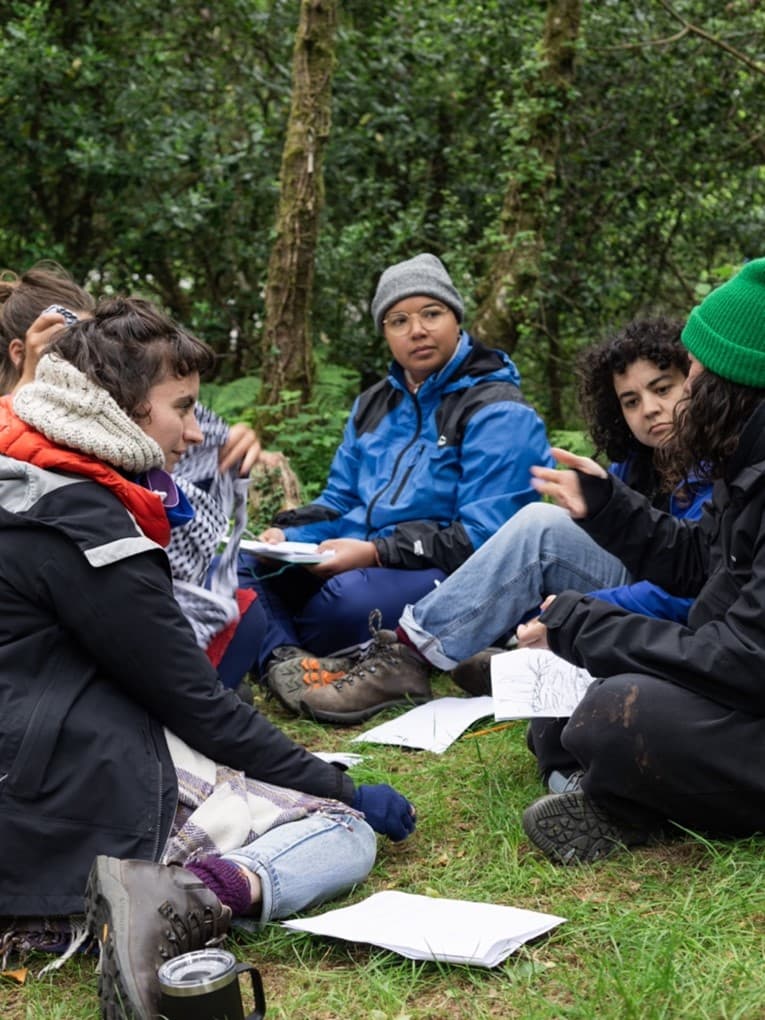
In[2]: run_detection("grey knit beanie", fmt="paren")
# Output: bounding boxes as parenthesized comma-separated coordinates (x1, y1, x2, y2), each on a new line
(371, 253, 464, 332)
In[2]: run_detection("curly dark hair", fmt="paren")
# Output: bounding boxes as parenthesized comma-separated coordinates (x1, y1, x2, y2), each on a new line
(46, 296, 215, 420)
(577, 317, 688, 463)
(657, 369, 763, 488)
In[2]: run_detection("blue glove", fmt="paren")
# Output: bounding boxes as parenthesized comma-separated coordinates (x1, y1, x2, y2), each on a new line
(352, 784, 416, 842)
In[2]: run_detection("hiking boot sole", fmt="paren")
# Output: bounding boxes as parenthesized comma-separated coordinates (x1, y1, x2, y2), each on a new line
(299, 691, 432, 726)
(522, 790, 647, 866)
(85, 857, 143, 1020)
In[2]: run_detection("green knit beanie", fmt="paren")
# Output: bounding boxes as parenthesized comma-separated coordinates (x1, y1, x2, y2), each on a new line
(681, 258, 765, 387)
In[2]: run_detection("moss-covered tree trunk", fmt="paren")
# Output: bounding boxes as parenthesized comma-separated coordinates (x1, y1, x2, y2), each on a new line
(472, 0, 581, 393)
(259, 0, 337, 411)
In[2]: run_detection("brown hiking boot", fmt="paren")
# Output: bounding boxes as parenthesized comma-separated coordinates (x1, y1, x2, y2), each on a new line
(85, 855, 232, 1019)
(266, 650, 355, 714)
(451, 646, 506, 697)
(299, 610, 432, 725)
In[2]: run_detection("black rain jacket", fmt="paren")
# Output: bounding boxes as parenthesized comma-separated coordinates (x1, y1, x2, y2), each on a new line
(0, 456, 353, 917)
(541, 401, 765, 717)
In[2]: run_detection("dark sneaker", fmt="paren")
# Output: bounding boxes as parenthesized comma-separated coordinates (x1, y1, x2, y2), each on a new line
(522, 790, 650, 866)
(266, 652, 355, 714)
(85, 855, 232, 1019)
(451, 647, 505, 696)
(299, 611, 432, 725)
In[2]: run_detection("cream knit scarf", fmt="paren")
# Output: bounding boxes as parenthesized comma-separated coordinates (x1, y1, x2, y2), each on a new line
(13, 354, 164, 473)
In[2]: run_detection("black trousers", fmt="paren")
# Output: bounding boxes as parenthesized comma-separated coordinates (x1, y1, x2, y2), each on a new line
(530, 673, 765, 838)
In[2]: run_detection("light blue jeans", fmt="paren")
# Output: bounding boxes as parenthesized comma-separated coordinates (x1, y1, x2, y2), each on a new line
(400, 503, 631, 669)
(223, 810, 377, 924)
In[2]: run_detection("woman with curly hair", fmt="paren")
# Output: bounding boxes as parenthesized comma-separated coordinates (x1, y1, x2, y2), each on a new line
(520, 257, 765, 864)
(299, 317, 710, 738)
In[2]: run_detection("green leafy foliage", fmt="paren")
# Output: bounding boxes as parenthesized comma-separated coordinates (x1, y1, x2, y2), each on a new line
(201, 354, 360, 502)
(1, 0, 763, 423)
(547, 428, 594, 459)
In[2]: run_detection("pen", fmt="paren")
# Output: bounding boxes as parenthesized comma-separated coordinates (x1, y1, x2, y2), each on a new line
(462, 721, 515, 739)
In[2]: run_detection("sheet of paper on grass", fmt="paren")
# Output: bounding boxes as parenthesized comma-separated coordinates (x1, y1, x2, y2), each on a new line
(351, 696, 494, 754)
(282, 890, 566, 967)
(491, 648, 595, 720)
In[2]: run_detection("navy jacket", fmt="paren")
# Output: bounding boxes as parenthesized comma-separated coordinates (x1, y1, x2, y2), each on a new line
(277, 332, 554, 574)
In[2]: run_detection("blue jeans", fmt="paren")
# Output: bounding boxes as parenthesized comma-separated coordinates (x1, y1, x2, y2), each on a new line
(400, 503, 630, 668)
(223, 811, 377, 923)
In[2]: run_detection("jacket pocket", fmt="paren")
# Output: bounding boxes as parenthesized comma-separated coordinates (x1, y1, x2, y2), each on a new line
(6, 665, 88, 799)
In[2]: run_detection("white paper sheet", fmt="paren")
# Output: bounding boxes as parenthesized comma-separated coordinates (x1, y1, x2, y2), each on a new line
(351, 696, 494, 754)
(312, 751, 365, 769)
(236, 539, 335, 564)
(282, 890, 566, 967)
(491, 648, 595, 719)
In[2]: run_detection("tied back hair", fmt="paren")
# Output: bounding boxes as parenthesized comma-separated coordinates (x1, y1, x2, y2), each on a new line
(45, 296, 215, 420)
(0, 261, 95, 393)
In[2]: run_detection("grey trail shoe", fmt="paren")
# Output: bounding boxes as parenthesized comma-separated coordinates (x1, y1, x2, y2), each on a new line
(266, 650, 355, 715)
(451, 646, 506, 697)
(522, 790, 650, 866)
(299, 610, 432, 725)
(547, 769, 584, 795)
(85, 855, 232, 1019)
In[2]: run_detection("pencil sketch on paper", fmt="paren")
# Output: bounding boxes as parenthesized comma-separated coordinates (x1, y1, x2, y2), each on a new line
(491, 648, 596, 720)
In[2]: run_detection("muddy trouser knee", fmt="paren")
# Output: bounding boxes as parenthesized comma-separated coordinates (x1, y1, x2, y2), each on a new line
(562, 672, 765, 836)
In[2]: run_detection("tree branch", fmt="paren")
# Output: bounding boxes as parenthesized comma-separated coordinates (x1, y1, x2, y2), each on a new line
(656, 0, 765, 77)
(600, 27, 689, 52)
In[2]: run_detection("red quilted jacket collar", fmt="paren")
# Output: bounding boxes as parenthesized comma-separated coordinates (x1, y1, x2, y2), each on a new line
(0, 396, 170, 546)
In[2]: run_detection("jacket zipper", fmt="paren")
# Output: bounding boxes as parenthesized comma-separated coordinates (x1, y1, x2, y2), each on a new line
(365, 394, 423, 536)
(391, 445, 425, 505)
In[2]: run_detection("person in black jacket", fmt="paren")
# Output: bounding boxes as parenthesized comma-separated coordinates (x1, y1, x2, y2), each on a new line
(518, 257, 765, 865)
(0, 297, 415, 1018)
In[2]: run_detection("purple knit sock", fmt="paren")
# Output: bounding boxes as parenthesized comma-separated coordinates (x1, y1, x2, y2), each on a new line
(185, 856, 253, 916)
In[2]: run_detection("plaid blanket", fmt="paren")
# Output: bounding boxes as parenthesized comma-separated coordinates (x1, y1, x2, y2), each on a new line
(161, 730, 360, 865)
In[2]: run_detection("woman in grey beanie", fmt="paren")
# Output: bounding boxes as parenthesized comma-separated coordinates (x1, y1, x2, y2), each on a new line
(244, 252, 554, 717)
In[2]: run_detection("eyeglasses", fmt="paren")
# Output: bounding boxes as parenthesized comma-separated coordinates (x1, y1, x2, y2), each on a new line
(383, 305, 450, 337)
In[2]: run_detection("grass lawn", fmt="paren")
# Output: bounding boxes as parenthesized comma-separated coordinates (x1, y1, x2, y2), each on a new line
(4, 674, 765, 1019)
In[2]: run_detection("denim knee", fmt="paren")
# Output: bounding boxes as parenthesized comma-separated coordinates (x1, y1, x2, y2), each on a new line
(223, 812, 377, 923)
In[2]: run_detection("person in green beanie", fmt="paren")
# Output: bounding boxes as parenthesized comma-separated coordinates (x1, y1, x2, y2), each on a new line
(516, 257, 765, 865)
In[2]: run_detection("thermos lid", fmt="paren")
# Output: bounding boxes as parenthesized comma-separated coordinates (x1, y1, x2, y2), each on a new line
(158, 947, 238, 997)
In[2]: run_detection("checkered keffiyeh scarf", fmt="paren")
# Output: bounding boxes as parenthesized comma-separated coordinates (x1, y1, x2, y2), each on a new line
(161, 731, 360, 865)
(168, 404, 255, 649)
(171, 468, 249, 649)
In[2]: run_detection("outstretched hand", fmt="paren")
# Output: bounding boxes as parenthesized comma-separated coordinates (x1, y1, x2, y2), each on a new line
(352, 784, 417, 842)
(530, 447, 607, 519)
